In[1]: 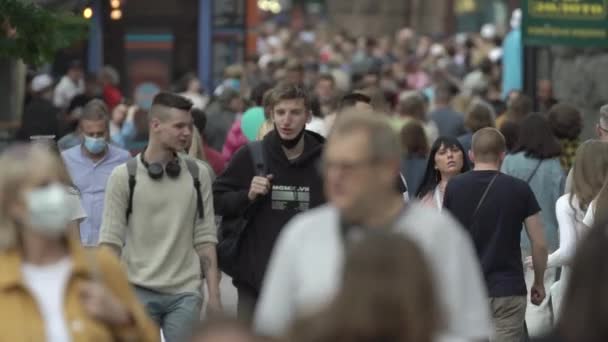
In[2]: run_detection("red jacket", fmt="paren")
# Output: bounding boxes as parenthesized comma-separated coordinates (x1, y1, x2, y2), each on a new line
(204, 144, 226, 176)
(103, 85, 122, 111)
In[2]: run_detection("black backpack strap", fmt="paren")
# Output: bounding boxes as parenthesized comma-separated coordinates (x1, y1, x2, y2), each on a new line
(125, 158, 138, 221)
(249, 141, 267, 176)
(185, 158, 204, 219)
(526, 160, 543, 183)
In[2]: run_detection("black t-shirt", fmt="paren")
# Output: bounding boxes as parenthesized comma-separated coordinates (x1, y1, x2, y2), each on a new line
(443, 170, 541, 298)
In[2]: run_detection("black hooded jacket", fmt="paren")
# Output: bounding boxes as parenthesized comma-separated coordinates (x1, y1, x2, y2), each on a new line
(213, 129, 326, 291)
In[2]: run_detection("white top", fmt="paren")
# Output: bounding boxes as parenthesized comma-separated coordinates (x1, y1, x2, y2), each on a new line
(22, 258, 73, 342)
(53, 76, 84, 109)
(306, 117, 327, 137)
(253, 202, 493, 342)
(583, 200, 596, 228)
(548, 194, 584, 269)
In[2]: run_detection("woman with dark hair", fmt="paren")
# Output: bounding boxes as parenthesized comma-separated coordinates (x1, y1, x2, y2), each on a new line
(400, 121, 429, 196)
(416, 136, 470, 210)
(547, 103, 582, 173)
(501, 113, 564, 336)
(535, 218, 608, 342)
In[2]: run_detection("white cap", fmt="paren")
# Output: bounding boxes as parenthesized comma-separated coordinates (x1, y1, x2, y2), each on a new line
(31, 74, 53, 93)
(430, 43, 446, 57)
(511, 9, 522, 30)
(488, 48, 503, 62)
(481, 24, 496, 40)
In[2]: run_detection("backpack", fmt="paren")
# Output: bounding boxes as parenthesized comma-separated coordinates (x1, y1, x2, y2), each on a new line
(217, 140, 266, 278)
(125, 157, 204, 221)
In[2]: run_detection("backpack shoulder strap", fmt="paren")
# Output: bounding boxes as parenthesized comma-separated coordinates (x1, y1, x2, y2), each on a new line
(125, 158, 138, 221)
(249, 140, 267, 176)
(185, 158, 204, 219)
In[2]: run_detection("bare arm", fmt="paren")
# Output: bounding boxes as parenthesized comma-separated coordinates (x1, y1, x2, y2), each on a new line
(196, 243, 221, 308)
(524, 213, 548, 285)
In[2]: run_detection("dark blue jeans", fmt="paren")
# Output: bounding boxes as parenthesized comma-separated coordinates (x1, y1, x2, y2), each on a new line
(134, 286, 203, 342)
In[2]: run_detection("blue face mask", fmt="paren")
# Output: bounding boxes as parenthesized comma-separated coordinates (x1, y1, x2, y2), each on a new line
(83, 135, 107, 154)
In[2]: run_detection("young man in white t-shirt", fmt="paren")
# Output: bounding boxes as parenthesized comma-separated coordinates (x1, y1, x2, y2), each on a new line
(254, 110, 493, 341)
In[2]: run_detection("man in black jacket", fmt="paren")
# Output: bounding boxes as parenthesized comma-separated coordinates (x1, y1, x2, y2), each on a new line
(213, 83, 326, 323)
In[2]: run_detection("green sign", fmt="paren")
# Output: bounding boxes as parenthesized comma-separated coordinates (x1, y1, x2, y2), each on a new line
(523, 0, 608, 47)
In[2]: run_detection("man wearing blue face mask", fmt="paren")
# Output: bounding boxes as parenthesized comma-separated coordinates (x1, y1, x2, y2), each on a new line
(62, 99, 131, 247)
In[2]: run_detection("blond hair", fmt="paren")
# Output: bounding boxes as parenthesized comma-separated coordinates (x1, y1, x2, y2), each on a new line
(188, 128, 207, 161)
(0, 143, 74, 250)
(329, 109, 402, 161)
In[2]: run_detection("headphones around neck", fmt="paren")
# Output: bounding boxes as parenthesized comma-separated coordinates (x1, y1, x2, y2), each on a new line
(140, 150, 181, 180)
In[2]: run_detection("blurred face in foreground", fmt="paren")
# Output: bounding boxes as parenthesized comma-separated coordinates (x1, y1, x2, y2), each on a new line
(323, 129, 395, 220)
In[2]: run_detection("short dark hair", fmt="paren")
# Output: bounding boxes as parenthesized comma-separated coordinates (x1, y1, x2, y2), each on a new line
(465, 100, 495, 132)
(513, 113, 562, 159)
(398, 92, 426, 121)
(152, 92, 193, 111)
(472, 128, 506, 163)
(263, 83, 311, 113)
(250, 81, 275, 107)
(434, 84, 453, 104)
(507, 94, 533, 121)
(191, 108, 207, 133)
(547, 103, 582, 140)
(317, 73, 336, 86)
(400, 120, 428, 157)
(338, 92, 371, 111)
(500, 120, 520, 152)
(149, 92, 193, 121)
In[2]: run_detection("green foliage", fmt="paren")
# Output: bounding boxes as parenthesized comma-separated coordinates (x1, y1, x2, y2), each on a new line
(0, 0, 89, 66)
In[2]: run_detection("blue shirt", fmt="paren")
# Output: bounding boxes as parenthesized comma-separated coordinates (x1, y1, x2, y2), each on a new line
(501, 152, 565, 252)
(62, 144, 131, 246)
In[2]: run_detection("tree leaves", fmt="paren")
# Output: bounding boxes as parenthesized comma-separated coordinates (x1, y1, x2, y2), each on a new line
(0, 0, 89, 66)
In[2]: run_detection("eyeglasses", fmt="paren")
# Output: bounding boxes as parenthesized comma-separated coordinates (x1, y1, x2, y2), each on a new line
(320, 158, 377, 174)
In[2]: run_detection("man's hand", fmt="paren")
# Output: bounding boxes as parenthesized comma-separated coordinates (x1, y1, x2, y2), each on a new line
(530, 282, 546, 306)
(248, 174, 273, 201)
(206, 293, 223, 317)
(80, 281, 132, 326)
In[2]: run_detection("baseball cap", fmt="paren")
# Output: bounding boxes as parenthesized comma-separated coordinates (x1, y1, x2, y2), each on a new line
(31, 74, 54, 93)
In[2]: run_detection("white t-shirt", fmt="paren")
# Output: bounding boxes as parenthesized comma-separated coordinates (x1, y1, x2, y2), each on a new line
(254, 202, 493, 342)
(306, 117, 327, 137)
(583, 200, 596, 228)
(22, 258, 73, 342)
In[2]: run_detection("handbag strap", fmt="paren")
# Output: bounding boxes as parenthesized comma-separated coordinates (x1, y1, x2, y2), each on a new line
(526, 160, 543, 183)
(472, 172, 499, 220)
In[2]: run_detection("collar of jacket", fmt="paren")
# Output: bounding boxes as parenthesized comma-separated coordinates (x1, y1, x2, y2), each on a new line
(0, 235, 92, 291)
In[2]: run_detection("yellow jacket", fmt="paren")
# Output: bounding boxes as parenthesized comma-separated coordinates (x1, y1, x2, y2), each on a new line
(0, 237, 160, 342)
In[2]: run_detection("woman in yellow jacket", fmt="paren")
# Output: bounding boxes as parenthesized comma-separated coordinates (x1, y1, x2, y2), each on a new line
(0, 143, 159, 342)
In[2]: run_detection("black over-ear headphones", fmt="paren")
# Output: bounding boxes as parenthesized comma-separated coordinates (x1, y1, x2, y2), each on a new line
(140, 151, 181, 180)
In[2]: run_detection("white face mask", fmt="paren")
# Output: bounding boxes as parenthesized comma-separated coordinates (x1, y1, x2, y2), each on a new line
(25, 183, 74, 236)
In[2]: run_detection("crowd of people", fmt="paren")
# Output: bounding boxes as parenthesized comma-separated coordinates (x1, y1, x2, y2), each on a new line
(4, 8, 608, 342)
